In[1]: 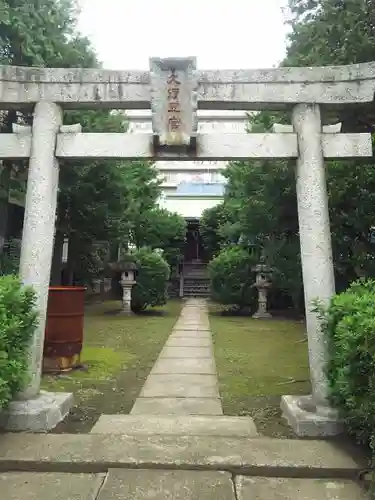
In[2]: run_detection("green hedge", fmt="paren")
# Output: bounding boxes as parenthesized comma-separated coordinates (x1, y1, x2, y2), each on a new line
(208, 246, 258, 310)
(321, 278, 375, 448)
(131, 248, 170, 312)
(0, 275, 37, 409)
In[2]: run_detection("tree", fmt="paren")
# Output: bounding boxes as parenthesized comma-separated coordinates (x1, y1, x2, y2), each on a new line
(0, 1, 166, 287)
(132, 208, 186, 269)
(0, 0, 98, 251)
(218, 0, 375, 308)
(285, 0, 375, 133)
(283, 0, 375, 290)
(56, 154, 162, 285)
(122, 160, 162, 248)
(286, 0, 375, 67)
(0, 0, 96, 67)
(223, 153, 302, 309)
(200, 203, 237, 260)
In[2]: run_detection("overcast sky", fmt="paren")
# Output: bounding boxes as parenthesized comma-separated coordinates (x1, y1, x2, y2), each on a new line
(77, 0, 290, 70)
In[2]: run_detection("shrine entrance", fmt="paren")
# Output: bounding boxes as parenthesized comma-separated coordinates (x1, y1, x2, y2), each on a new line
(184, 219, 205, 263)
(0, 56, 373, 436)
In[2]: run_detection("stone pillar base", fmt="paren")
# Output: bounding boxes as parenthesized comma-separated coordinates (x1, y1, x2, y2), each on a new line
(119, 309, 134, 316)
(0, 390, 73, 432)
(252, 311, 272, 319)
(281, 395, 343, 437)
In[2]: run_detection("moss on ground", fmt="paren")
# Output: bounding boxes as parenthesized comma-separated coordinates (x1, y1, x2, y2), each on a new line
(41, 299, 182, 433)
(209, 305, 311, 438)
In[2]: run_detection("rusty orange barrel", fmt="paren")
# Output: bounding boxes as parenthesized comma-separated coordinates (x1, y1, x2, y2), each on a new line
(43, 286, 86, 373)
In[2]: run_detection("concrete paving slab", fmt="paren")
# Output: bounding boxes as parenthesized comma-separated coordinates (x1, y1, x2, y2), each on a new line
(151, 357, 216, 375)
(160, 347, 213, 358)
(0, 472, 104, 500)
(130, 397, 223, 415)
(91, 415, 257, 436)
(0, 434, 366, 478)
(174, 321, 210, 331)
(179, 328, 210, 332)
(235, 476, 367, 500)
(173, 326, 210, 332)
(140, 374, 219, 398)
(166, 337, 212, 347)
(171, 329, 211, 337)
(98, 469, 235, 500)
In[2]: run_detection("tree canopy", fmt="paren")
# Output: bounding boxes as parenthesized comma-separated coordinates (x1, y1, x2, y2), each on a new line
(0, 0, 96, 67)
(202, 1, 375, 310)
(0, 0, 187, 285)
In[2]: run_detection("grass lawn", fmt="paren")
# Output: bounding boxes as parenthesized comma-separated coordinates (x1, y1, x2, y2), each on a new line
(209, 305, 311, 438)
(41, 299, 182, 433)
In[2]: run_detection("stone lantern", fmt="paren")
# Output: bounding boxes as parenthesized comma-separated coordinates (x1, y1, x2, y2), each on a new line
(252, 255, 272, 319)
(108, 260, 137, 316)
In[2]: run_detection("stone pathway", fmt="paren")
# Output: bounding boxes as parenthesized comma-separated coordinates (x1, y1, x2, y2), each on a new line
(0, 433, 368, 499)
(131, 298, 222, 416)
(92, 298, 258, 436)
(0, 470, 367, 500)
(0, 299, 369, 498)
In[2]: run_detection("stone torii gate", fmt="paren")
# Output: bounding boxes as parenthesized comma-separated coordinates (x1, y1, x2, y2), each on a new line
(0, 57, 373, 435)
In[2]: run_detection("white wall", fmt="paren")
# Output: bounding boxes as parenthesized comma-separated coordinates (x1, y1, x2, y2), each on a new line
(159, 197, 223, 219)
(128, 111, 244, 218)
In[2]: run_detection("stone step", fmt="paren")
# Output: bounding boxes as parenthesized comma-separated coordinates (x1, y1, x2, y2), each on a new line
(90, 415, 258, 436)
(183, 286, 210, 290)
(183, 280, 210, 285)
(0, 433, 366, 479)
(235, 476, 366, 500)
(183, 284, 208, 288)
(184, 287, 209, 292)
(183, 289, 210, 293)
(183, 279, 210, 283)
(0, 470, 367, 500)
(184, 291, 210, 297)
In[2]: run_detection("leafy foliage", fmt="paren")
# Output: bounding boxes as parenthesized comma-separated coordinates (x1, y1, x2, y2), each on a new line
(205, 1, 375, 314)
(200, 203, 238, 260)
(0, 239, 20, 276)
(131, 248, 171, 313)
(208, 112, 302, 310)
(133, 208, 186, 269)
(0, 0, 96, 67)
(0, 275, 37, 408)
(286, 0, 375, 68)
(319, 279, 375, 446)
(208, 246, 258, 311)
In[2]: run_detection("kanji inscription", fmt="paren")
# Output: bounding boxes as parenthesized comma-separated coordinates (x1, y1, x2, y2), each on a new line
(150, 57, 197, 147)
(166, 68, 182, 133)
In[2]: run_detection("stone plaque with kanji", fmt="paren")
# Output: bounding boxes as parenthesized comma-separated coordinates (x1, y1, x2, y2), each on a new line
(150, 57, 198, 147)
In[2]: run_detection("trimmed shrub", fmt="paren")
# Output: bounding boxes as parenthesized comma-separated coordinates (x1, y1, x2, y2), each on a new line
(320, 278, 375, 447)
(208, 246, 258, 311)
(131, 248, 170, 312)
(0, 275, 37, 409)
